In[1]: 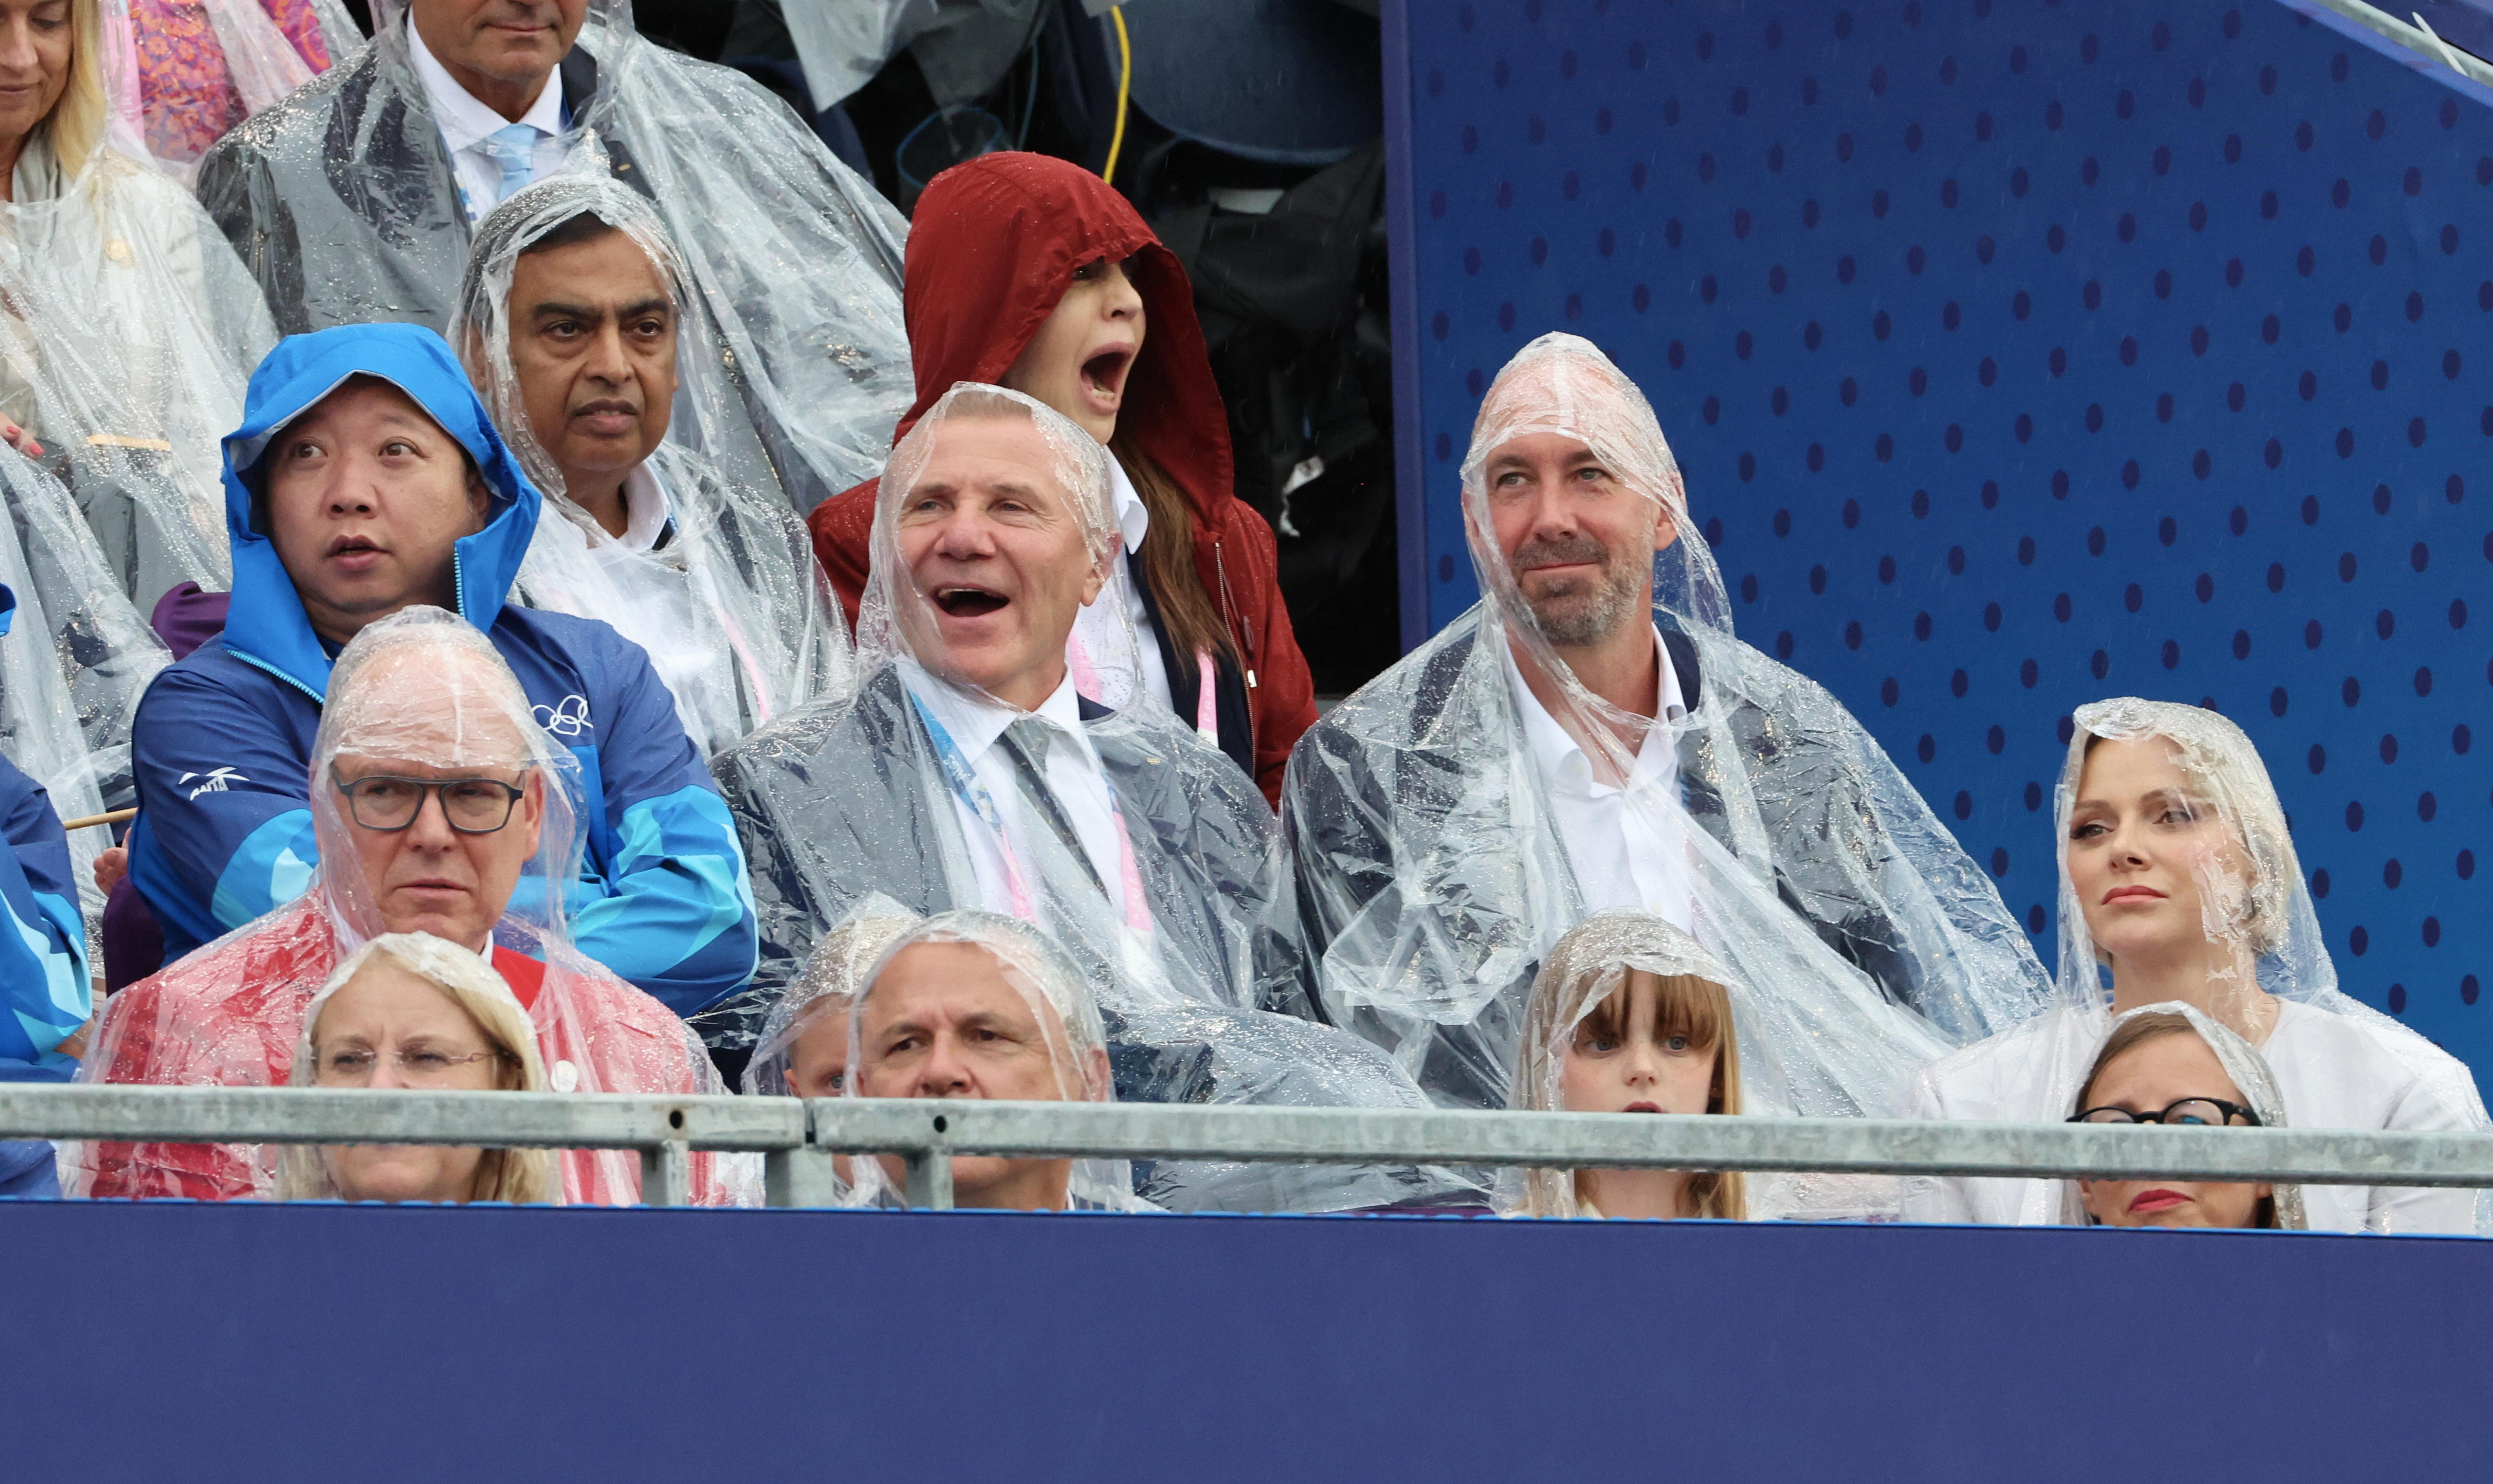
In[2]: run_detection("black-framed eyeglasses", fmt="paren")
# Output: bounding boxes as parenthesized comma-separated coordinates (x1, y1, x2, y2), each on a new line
(330, 765, 527, 834)
(2068, 1098, 2263, 1128)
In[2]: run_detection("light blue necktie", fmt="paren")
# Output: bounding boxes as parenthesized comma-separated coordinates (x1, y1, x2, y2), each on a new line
(476, 122, 539, 208)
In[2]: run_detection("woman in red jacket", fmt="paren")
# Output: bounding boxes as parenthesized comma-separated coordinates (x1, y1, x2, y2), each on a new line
(806, 151, 1316, 807)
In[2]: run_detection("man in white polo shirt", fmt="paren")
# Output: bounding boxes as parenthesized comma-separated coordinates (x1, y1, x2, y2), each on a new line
(1285, 333, 2054, 1110)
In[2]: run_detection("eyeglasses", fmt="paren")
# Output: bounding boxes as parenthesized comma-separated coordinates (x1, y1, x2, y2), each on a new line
(315, 1046, 509, 1086)
(2068, 1098, 2263, 1128)
(331, 766, 526, 834)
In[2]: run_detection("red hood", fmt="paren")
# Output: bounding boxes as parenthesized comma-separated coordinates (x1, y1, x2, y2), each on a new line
(898, 151, 1232, 523)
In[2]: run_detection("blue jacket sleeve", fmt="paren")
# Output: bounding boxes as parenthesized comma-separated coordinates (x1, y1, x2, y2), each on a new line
(126, 663, 320, 959)
(566, 633, 758, 1016)
(0, 759, 88, 1064)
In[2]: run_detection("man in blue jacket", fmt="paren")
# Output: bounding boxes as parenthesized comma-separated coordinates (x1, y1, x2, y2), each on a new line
(0, 584, 93, 1198)
(126, 322, 756, 1016)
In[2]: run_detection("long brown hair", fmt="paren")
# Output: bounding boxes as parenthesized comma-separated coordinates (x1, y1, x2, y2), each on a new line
(1570, 971, 1747, 1220)
(1109, 436, 1238, 668)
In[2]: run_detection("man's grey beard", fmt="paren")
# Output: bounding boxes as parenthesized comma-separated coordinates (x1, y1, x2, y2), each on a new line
(1512, 535, 1644, 647)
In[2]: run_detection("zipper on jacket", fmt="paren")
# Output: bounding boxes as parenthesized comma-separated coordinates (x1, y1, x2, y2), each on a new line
(1214, 538, 1256, 690)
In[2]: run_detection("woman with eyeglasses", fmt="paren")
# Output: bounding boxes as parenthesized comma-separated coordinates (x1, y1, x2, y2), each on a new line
(1908, 698, 2486, 1234)
(276, 932, 554, 1206)
(2066, 1002, 2303, 1230)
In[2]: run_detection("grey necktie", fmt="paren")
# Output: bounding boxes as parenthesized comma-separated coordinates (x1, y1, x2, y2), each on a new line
(1000, 717, 1108, 899)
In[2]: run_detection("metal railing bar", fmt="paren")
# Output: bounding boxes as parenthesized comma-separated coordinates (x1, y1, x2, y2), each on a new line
(7, 1086, 2492, 1190)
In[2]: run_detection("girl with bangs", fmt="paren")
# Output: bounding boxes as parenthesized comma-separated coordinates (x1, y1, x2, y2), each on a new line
(1503, 912, 1747, 1221)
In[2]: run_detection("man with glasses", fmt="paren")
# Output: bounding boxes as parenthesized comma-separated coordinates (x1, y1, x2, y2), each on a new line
(123, 322, 756, 1018)
(74, 607, 743, 1205)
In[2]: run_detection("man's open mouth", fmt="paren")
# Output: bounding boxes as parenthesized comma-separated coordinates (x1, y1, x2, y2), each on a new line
(934, 586, 1009, 617)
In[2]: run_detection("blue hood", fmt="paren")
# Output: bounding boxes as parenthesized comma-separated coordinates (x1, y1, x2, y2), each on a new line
(219, 322, 542, 703)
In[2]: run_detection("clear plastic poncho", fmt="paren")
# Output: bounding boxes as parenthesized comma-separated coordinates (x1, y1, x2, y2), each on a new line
(0, 81, 277, 604)
(453, 172, 851, 754)
(273, 930, 559, 1206)
(0, 447, 170, 932)
(2061, 999, 2308, 1231)
(197, 0, 911, 511)
(717, 383, 1477, 1214)
(104, 0, 364, 178)
(1284, 332, 2051, 1112)
(1906, 698, 2488, 1233)
(839, 909, 1156, 1214)
(1495, 910, 1954, 1221)
(66, 606, 751, 1206)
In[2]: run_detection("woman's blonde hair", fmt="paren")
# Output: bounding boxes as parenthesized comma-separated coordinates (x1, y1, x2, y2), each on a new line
(277, 933, 555, 1205)
(1510, 914, 1748, 1220)
(43, 0, 109, 179)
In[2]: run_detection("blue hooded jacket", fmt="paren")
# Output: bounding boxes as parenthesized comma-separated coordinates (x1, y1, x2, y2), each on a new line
(0, 583, 90, 1196)
(125, 323, 757, 1014)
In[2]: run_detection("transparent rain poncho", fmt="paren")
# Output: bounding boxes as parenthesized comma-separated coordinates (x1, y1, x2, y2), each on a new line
(742, 895, 920, 1099)
(839, 910, 1156, 1214)
(0, 447, 170, 932)
(1906, 698, 2487, 1233)
(0, 81, 278, 603)
(102, 0, 363, 178)
(1284, 332, 2050, 1112)
(66, 606, 751, 1207)
(273, 931, 559, 1206)
(2059, 999, 2307, 1231)
(717, 384, 1475, 1214)
(197, 0, 911, 510)
(453, 173, 851, 755)
(1496, 910, 1953, 1221)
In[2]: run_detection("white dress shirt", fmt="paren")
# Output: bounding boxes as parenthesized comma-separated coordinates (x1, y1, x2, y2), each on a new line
(1908, 1000, 2484, 1233)
(1103, 455, 1176, 713)
(608, 463, 676, 554)
(406, 19, 570, 225)
(900, 659, 1125, 921)
(1502, 626, 1694, 925)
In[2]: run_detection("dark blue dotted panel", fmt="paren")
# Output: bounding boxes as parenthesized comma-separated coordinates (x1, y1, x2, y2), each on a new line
(1399, 0, 2493, 1081)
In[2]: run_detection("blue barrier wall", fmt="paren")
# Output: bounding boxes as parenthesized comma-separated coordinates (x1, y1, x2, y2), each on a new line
(4, 1200, 2486, 1480)
(1386, 0, 2493, 1080)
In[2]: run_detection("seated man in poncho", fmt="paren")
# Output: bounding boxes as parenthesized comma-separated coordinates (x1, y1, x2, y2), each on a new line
(1284, 333, 2054, 1111)
(454, 173, 849, 755)
(123, 322, 756, 1017)
(72, 606, 743, 1206)
(196, 0, 909, 508)
(715, 384, 1472, 1215)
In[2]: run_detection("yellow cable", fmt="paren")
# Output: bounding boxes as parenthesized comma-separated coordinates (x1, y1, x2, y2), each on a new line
(1103, 6, 1133, 185)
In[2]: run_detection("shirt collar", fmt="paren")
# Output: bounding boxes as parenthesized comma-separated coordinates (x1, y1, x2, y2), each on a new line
(618, 462, 673, 552)
(406, 17, 567, 154)
(1501, 624, 1687, 782)
(899, 658, 1093, 763)
(1105, 452, 1150, 556)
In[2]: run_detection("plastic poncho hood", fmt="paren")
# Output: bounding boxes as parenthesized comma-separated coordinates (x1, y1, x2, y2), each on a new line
(2064, 999, 2308, 1231)
(840, 909, 1154, 1213)
(220, 322, 544, 702)
(452, 173, 851, 752)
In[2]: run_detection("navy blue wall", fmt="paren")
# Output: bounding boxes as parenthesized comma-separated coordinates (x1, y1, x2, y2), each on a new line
(7, 1200, 2489, 1480)
(1387, 0, 2493, 1080)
